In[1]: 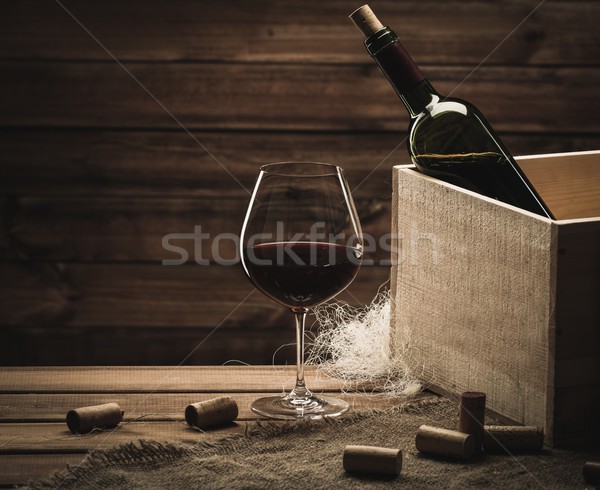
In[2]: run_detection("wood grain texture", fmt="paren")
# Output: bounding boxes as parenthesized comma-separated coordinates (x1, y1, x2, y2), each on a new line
(0, 366, 361, 394)
(1, 0, 598, 367)
(0, 421, 246, 454)
(2, 130, 397, 197)
(0, 365, 435, 484)
(0, 392, 419, 422)
(0, 263, 389, 365)
(0, 264, 388, 328)
(0, 324, 299, 366)
(0, 454, 86, 487)
(2, 130, 598, 197)
(0, 196, 391, 263)
(0, 62, 597, 132)
(1, 0, 597, 65)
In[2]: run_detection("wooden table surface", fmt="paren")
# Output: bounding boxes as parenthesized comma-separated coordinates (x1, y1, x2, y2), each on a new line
(0, 365, 427, 487)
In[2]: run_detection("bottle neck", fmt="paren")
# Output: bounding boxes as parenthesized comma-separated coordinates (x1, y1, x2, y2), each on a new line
(365, 27, 436, 116)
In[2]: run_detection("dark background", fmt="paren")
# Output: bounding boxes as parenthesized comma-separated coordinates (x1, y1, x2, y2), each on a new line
(1, 0, 599, 365)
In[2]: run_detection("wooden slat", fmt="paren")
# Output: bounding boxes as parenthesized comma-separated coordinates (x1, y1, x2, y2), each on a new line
(0, 392, 428, 422)
(0, 366, 352, 393)
(0, 262, 275, 328)
(0, 196, 391, 263)
(0, 454, 85, 487)
(0, 62, 597, 132)
(0, 421, 246, 454)
(0, 325, 299, 366)
(0, 130, 399, 198)
(1, 317, 394, 366)
(3, 130, 597, 198)
(1, 196, 247, 263)
(0, 263, 389, 328)
(0, 1, 598, 65)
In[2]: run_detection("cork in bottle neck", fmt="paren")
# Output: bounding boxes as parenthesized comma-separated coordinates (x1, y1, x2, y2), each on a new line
(349, 4, 384, 37)
(349, 4, 428, 101)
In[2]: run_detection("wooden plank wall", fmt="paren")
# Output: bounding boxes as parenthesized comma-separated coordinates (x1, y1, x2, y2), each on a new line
(1, 0, 599, 365)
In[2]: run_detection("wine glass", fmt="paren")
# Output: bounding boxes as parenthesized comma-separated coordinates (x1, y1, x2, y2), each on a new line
(240, 162, 363, 419)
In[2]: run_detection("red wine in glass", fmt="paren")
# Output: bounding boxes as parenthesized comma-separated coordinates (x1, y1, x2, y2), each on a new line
(244, 241, 362, 309)
(240, 162, 363, 419)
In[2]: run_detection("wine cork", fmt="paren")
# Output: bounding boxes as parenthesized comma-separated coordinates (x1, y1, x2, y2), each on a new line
(349, 5, 384, 37)
(416, 425, 475, 460)
(185, 396, 238, 430)
(457, 391, 486, 454)
(66, 402, 124, 434)
(484, 425, 544, 453)
(583, 461, 600, 485)
(343, 445, 402, 476)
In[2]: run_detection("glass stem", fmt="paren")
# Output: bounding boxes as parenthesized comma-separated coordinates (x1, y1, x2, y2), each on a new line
(291, 308, 311, 400)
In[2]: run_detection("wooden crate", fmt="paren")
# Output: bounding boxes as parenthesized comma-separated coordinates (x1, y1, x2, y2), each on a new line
(390, 150, 600, 447)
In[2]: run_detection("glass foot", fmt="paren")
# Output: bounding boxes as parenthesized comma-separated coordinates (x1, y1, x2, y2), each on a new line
(251, 394, 349, 420)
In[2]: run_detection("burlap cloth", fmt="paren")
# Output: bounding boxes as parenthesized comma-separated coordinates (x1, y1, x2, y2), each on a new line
(26, 397, 597, 489)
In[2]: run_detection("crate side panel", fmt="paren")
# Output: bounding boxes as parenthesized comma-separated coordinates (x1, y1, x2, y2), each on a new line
(391, 169, 554, 428)
(516, 151, 600, 220)
(554, 219, 600, 445)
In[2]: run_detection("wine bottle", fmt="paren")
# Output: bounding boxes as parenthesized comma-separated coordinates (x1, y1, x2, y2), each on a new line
(349, 5, 554, 219)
